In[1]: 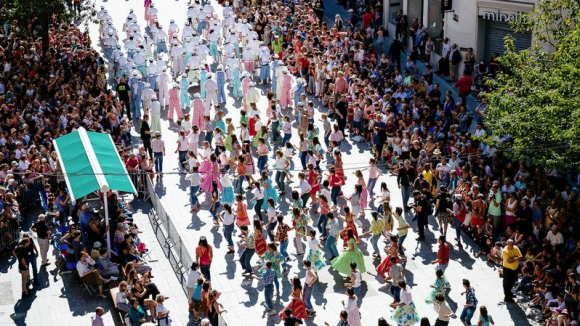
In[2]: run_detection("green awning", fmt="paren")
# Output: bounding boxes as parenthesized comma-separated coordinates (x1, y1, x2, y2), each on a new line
(53, 128, 136, 200)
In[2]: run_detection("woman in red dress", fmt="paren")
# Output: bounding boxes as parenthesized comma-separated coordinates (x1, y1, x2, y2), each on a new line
(307, 164, 320, 207)
(279, 277, 308, 320)
(376, 235, 401, 279)
(253, 219, 267, 258)
(338, 206, 359, 248)
(334, 151, 345, 186)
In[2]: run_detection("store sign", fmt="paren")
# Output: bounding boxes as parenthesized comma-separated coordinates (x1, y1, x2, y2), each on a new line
(482, 10, 527, 22)
(441, 0, 453, 11)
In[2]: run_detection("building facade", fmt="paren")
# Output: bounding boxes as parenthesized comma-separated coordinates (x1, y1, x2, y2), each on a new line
(383, 0, 537, 72)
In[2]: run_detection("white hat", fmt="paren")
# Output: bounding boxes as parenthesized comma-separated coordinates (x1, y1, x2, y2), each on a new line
(194, 93, 201, 98)
(162, 66, 167, 71)
(282, 68, 288, 74)
(296, 78, 303, 85)
(182, 73, 187, 77)
(158, 24, 163, 29)
(132, 71, 139, 77)
(145, 83, 151, 88)
(170, 19, 175, 23)
(249, 82, 255, 87)
(150, 3, 154, 7)
(172, 40, 178, 45)
(217, 64, 223, 70)
(243, 71, 251, 77)
(245, 45, 251, 50)
(108, 30, 114, 36)
(229, 53, 235, 58)
(151, 94, 157, 100)
(207, 73, 212, 78)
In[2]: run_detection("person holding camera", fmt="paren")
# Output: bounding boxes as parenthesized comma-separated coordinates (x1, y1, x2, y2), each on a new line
(412, 190, 431, 241)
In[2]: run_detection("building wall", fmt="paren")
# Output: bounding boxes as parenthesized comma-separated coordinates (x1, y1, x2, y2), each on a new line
(382, 0, 540, 72)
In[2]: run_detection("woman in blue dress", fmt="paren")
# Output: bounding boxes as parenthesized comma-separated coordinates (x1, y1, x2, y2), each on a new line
(232, 65, 242, 99)
(260, 170, 278, 210)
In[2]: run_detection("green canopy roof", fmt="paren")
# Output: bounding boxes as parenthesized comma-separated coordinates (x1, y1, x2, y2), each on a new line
(53, 128, 136, 200)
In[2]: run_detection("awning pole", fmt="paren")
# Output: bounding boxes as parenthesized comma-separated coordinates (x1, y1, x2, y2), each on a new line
(104, 193, 111, 259)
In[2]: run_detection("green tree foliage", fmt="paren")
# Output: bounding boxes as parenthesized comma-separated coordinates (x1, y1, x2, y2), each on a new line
(0, 0, 97, 52)
(484, 0, 580, 169)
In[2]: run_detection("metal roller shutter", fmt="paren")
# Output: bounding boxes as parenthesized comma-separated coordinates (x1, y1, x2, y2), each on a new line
(483, 20, 532, 62)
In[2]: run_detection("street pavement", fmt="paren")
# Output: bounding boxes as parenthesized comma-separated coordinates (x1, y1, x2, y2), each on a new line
(0, 1, 533, 326)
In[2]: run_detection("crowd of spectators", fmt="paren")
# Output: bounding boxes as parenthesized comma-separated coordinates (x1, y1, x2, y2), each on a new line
(1, 0, 580, 325)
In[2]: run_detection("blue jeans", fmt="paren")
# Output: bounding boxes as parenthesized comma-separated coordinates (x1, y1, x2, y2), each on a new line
(390, 285, 401, 302)
(325, 235, 339, 258)
(401, 186, 412, 210)
(331, 186, 341, 206)
(454, 217, 462, 241)
(267, 222, 277, 242)
(371, 234, 381, 254)
(273, 276, 280, 291)
(280, 241, 289, 265)
(223, 224, 234, 247)
(460, 305, 476, 325)
(367, 177, 378, 197)
(353, 286, 361, 296)
(154, 152, 163, 173)
(281, 133, 291, 147)
(240, 248, 255, 272)
(275, 171, 285, 192)
(235, 176, 244, 194)
(201, 264, 211, 281)
(190, 186, 199, 207)
(300, 151, 307, 170)
(271, 121, 280, 142)
(316, 214, 328, 237)
(210, 201, 221, 221)
(398, 234, 407, 256)
(264, 284, 274, 310)
(257, 155, 268, 171)
(178, 151, 188, 170)
(254, 199, 264, 222)
(303, 284, 314, 311)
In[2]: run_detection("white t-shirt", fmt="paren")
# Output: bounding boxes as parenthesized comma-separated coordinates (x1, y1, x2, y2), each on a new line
(223, 211, 235, 225)
(157, 304, 171, 326)
(186, 270, 202, 288)
(220, 174, 233, 187)
(185, 172, 201, 187)
(253, 187, 265, 200)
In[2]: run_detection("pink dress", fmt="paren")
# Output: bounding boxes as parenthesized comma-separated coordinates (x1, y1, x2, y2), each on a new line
(144, 0, 151, 21)
(280, 74, 292, 107)
(358, 178, 368, 209)
(200, 161, 223, 193)
(241, 77, 252, 107)
(192, 98, 205, 128)
(168, 88, 184, 120)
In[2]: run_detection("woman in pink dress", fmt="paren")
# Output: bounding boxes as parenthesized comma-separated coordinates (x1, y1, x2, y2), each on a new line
(280, 69, 292, 108)
(192, 93, 205, 128)
(144, 0, 151, 21)
(198, 141, 213, 175)
(200, 153, 223, 193)
(354, 170, 368, 212)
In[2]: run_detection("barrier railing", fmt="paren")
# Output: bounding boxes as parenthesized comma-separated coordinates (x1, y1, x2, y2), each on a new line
(144, 174, 228, 326)
(145, 174, 193, 291)
(17, 176, 46, 211)
(0, 220, 21, 252)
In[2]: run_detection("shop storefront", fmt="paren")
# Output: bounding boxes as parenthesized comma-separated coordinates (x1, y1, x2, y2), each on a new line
(479, 10, 532, 61)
